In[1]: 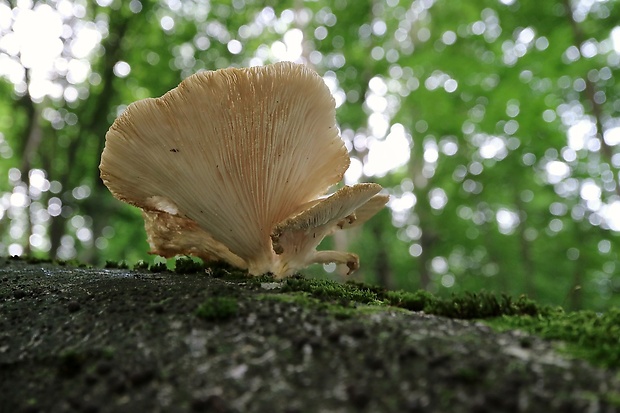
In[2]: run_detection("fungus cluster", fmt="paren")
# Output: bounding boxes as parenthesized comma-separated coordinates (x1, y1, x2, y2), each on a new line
(100, 62, 388, 278)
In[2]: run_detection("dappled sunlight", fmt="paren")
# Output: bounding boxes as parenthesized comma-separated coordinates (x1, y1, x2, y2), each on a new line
(496, 208, 520, 235)
(0, 1, 101, 101)
(364, 124, 411, 177)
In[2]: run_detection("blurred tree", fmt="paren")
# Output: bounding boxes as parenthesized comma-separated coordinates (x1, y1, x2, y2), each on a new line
(1, 0, 620, 310)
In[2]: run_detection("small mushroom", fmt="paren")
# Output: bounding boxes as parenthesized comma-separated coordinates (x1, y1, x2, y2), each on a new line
(100, 62, 388, 278)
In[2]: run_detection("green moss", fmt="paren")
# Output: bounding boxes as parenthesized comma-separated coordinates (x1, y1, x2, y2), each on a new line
(104, 260, 129, 269)
(383, 288, 545, 319)
(196, 296, 239, 321)
(149, 262, 168, 273)
(10, 257, 610, 369)
(24, 256, 54, 265)
(454, 367, 481, 383)
(56, 259, 86, 267)
(6, 255, 63, 266)
(102, 346, 116, 359)
(486, 308, 620, 369)
(265, 277, 618, 367)
(244, 274, 278, 285)
(423, 291, 544, 319)
(58, 349, 85, 377)
(8, 257, 620, 371)
(255, 293, 298, 304)
(605, 392, 620, 407)
(256, 292, 394, 319)
(264, 278, 550, 321)
(279, 276, 545, 320)
(202, 261, 250, 279)
(256, 292, 346, 315)
(384, 290, 435, 312)
(174, 256, 204, 274)
(281, 276, 380, 304)
(3, 255, 96, 269)
(133, 260, 150, 270)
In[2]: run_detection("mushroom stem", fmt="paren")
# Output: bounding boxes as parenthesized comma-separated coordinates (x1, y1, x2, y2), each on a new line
(312, 250, 360, 275)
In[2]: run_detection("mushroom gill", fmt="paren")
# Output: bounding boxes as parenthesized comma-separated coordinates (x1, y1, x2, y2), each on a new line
(100, 62, 388, 278)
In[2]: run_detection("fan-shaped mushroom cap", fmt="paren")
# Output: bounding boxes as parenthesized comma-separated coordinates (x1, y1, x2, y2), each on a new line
(100, 62, 386, 277)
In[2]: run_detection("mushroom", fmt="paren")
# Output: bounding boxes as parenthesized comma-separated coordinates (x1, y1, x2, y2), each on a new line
(100, 62, 388, 278)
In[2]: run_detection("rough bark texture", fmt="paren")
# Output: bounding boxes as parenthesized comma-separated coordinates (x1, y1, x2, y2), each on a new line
(0, 259, 618, 413)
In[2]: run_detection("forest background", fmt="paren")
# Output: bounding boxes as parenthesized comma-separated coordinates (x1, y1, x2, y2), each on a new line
(1, 0, 620, 310)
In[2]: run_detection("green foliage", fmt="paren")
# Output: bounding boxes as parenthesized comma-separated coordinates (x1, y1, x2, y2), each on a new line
(195, 297, 239, 321)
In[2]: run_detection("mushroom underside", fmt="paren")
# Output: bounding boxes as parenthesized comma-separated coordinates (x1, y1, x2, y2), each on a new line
(100, 62, 350, 266)
(100, 62, 388, 277)
(142, 210, 247, 269)
(140, 184, 387, 278)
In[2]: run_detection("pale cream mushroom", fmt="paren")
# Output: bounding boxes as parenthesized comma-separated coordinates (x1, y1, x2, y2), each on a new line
(100, 62, 388, 278)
